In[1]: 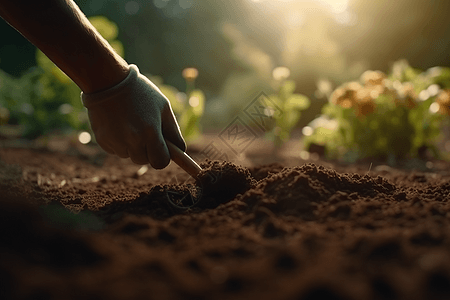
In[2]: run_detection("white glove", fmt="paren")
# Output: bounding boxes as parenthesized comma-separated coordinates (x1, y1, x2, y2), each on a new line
(81, 64, 186, 169)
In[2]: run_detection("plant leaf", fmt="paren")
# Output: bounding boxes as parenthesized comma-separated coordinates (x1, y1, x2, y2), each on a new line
(286, 94, 310, 110)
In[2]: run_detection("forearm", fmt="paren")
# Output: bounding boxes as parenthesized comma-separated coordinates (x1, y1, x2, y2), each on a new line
(0, 0, 129, 93)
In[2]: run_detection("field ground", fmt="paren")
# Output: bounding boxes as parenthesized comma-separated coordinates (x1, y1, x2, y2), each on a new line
(1, 136, 450, 300)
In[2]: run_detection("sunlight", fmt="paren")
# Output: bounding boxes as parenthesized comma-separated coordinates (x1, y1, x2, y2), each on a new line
(247, 0, 350, 14)
(316, 0, 349, 14)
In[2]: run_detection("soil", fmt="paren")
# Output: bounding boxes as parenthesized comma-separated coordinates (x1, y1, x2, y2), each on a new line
(1, 143, 450, 300)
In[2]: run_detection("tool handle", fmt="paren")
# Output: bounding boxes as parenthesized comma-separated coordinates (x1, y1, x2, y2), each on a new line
(166, 140, 202, 180)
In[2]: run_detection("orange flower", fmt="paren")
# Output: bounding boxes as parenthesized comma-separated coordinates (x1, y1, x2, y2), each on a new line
(182, 68, 199, 81)
(330, 82, 362, 108)
(435, 89, 450, 115)
(355, 88, 376, 117)
(394, 82, 417, 109)
(360, 70, 386, 87)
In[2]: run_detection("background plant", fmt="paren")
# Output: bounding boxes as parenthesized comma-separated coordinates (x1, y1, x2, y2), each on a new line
(265, 67, 310, 148)
(149, 67, 205, 143)
(304, 60, 450, 163)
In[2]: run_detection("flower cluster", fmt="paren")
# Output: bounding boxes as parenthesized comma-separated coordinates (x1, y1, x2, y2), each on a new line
(304, 60, 450, 162)
(330, 70, 420, 117)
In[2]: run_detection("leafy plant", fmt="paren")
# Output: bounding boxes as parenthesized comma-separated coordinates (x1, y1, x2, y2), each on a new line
(149, 67, 205, 143)
(304, 60, 450, 163)
(266, 67, 310, 148)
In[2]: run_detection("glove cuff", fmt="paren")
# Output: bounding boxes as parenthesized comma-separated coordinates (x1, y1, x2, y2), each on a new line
(81, 64, 139, 108)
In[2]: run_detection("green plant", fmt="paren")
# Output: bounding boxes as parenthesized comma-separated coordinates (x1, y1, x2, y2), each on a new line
(304, 60, 450, 163)
(149, 68, 205, 143)
(266, 67, 310, 148)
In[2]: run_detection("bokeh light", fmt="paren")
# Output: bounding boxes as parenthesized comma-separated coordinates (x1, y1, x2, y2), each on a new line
(78, 132, 92, 144)
(125, 1, 140, 15)
(272, 67, 290, 81)
(302, 126, 314, 136)
(188, 96, 200, 107)
(182, 68, 199, 81)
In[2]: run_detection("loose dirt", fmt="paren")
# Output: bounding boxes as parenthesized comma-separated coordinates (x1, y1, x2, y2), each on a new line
(1, 146, 450, 300)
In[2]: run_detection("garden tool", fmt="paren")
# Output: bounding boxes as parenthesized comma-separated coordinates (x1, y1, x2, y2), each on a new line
(164, 140, 204, 210)
(166, 140, 202, 180)
(164, 140, 254, 211)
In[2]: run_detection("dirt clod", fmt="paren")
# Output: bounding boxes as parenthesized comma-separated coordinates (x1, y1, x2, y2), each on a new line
(196, 160, 256, 208)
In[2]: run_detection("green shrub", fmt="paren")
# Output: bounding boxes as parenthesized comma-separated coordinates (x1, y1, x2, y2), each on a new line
(304, 60, 450, 163)
(265, 67, 310, 148)
(268, 80, 310, 147)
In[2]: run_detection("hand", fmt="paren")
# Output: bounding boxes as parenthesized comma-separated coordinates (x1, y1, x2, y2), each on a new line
(81, 65, 186, 169)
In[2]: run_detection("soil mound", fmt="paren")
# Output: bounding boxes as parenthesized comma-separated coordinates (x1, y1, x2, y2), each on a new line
(2, 147, 450, 300)
(242, 164, 396, 219)
(196, 160, 256, 208)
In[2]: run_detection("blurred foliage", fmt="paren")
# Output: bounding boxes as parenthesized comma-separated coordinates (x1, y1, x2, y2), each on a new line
(149, 67, 205, 142)
(2, 0, 450, 137)
(2, 0, 450, 100)
(267, 76, 310, 148)
(304, 60, 450, 163)
(0, 65, 88, 138)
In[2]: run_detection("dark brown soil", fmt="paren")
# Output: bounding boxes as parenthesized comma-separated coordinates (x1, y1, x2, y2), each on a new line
(1, 146, 450, 300)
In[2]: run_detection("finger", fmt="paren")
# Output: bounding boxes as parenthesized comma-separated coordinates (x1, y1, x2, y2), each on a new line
(96, 139, 116, 155)
(127, 147, 150, 165)
(162, 111, 186, 152)
(112, 146, 129, 159)
(146, 133, 170, 169)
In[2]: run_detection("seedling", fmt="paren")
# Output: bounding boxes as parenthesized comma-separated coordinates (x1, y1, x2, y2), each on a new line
(304, 60, 450, 163)
(266, 67, 310, 148)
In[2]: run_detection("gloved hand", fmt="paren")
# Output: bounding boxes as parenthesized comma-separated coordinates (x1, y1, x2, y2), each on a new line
(81, 64, 186, 169)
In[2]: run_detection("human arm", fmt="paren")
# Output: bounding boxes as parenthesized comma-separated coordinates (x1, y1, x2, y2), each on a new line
(0, 0, 186, 168)
(0, 0, 128, 93)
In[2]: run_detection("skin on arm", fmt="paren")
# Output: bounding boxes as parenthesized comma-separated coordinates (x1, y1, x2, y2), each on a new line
(0, 0, 129, 93)
(0, 0, 187, 168)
